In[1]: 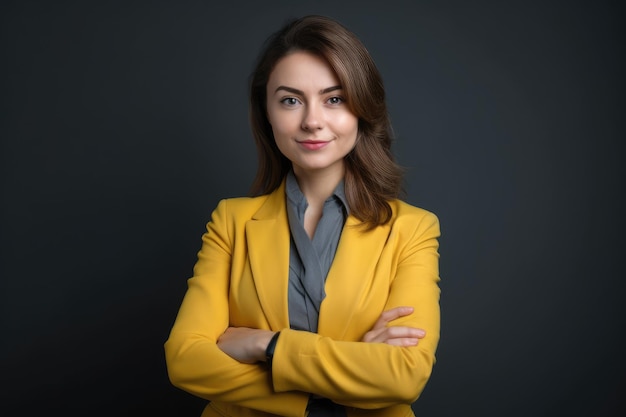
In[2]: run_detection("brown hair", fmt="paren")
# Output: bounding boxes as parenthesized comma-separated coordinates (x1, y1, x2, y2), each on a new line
(248, 15, 404, 229)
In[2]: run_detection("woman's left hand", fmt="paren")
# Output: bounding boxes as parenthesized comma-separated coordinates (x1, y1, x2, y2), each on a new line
(217, 327, 276, 364)
(361, 306, 426, 346)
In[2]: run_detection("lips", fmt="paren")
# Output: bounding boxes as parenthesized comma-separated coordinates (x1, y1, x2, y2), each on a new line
(297, 140, 329, 150)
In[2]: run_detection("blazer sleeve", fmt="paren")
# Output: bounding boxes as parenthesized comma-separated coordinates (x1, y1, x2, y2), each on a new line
(271, 210, 441, 409)
(164, 199, 308, 416)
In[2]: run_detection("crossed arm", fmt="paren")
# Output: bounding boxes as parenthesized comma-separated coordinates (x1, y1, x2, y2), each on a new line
(217, 306, 426, 364)
(165, 199, 441, 413)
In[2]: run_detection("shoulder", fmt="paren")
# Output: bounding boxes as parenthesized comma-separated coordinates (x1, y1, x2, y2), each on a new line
(388, 199, 441, 238)
(208, 181, 287, 229)
(389, 199, 438, 223)
(212, 194, 272, 220)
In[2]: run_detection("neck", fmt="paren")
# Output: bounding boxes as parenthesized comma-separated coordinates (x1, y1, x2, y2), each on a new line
(292, 165, 344, 208)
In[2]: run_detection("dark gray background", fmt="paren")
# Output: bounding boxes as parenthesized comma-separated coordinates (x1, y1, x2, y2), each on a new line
(1, 0, 624, 416)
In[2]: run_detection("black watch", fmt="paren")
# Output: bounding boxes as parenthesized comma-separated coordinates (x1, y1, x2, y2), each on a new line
(265, 332, 280, 368)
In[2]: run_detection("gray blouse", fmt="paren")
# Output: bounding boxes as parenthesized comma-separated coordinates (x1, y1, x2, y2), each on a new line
(285, 171, 348, 333)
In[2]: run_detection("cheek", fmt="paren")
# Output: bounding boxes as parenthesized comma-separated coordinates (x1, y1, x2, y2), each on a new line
(338, 114, 359, 137)
(268, 118, 292, 149)
(270, 113, 301, 138)
(270, 121, 288, 140)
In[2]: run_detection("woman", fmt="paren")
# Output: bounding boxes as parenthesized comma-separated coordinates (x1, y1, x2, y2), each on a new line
(164, 15, 441, 417)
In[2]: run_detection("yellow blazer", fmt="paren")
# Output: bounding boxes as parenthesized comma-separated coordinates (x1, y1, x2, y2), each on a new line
(164, 180, 441, 417)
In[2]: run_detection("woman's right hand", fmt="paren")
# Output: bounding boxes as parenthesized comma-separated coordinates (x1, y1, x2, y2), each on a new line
(217, 327, 275, 364)
(361, 306, 426, 347)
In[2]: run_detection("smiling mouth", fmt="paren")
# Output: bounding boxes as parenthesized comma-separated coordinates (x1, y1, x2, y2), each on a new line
(297, 140, 329, 150)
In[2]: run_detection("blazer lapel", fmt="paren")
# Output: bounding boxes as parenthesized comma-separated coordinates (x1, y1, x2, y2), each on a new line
(318, 216, 391, 339)
(246, 182, 291, 330)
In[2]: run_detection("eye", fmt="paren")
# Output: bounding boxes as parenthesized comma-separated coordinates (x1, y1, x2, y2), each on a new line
(280, 97, 301, 106)
(327, 96, 344, 105)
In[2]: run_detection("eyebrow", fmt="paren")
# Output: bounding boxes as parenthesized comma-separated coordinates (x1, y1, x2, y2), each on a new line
(274, 85, 342, 95)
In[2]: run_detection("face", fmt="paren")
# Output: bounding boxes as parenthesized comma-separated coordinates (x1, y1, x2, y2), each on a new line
(266, 51, 359, 179)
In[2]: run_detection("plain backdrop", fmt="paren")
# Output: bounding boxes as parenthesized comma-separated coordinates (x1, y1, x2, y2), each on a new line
(1, 0, 624, 416)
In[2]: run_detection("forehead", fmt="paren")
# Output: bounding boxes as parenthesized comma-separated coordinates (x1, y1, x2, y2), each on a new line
(267, 51, 340, 90)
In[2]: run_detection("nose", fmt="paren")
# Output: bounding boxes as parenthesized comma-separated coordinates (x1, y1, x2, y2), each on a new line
(301, 103, 323, 131)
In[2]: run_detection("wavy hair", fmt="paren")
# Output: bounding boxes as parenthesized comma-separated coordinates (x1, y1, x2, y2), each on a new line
(248, 15, 404, 229)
